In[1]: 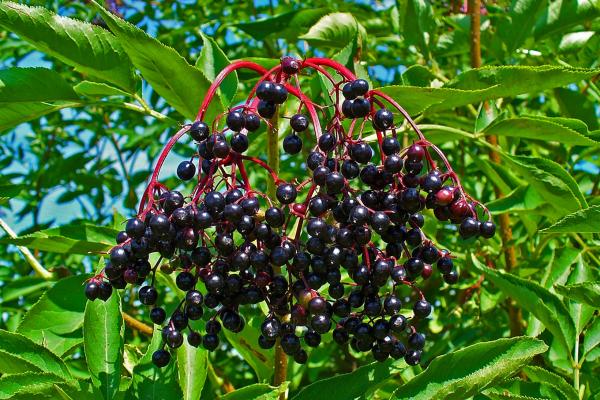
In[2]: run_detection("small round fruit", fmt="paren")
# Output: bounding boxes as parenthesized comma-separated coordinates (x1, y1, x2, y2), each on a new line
(152, 349, 171, 367)
(177, 161, 196, 181)
(373, 109, 394, 131)
(283, 134, 303, 154)
(290, 114, 309, 132)
(276, 183, 297, 204)
(226, 110, 245, 132)
(188, 121, 209, 142)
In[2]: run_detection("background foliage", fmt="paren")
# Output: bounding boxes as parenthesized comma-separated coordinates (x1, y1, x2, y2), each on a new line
(0, 0, 599, 399)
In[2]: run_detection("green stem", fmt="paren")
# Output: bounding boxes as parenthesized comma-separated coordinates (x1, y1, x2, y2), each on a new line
(267, 111, 280, 198)
(0, 217, 53, 280)
(574, 336, 581, 396)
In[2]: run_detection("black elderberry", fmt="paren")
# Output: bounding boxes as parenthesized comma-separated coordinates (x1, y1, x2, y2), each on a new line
(351, 79, 369, 96)
(459, 217, 480, 239)
(152, 349, 171, 367)
(373, 109, 394, 131)
(352, 98, 371, 118)
(283, 134, 303, 154)
(231, 134, 249, 153)
(276, 183, 297, 204)
(244, 113, 261, 132)
(150, 307, 166, 325)
(405, 349, 422, 365)
(188, 121, 209, 142)
(226, 110, 245, 131)
(281, 333, 301, 355)
(290, 114, 309, 132)
(413, 299, 432, 318)
(85, 281, 100, 301)
(257, 100, 276, 118)
(480, 221, 496, 238)
(139, 286, 158, 305)
(203, 333, 219, 351)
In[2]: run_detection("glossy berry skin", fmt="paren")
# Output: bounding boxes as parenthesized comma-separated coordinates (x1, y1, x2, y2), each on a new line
(413, 299, 432, 318)
(459, 217, 480, 239)
(290, 114, 309, 132)
(244, 113, 261, 132)
(257, 100, 276, 118)
(188, 121, 210, 141)
(226, 110, 245, 131)
(480, 221, 496, 238)
(176, 161, 196, 181)
(373, 109, 394, 131)
(276, 183, 297, 204)
(405, 349, 422, 366)
(188, 331, 202, 347)
(152, 349, 171, 367)
(352, 98, 371, 118)
(125, 218, 145, 239)
(85, 281, 99, 300)
(231, 134, 249, 153)
(351, 79, 369, 96)
(283, 134, 303, 154)
(281, 56, 300, 74)
(139, 286, 158, 305)
(350, 142, 373, 164)
(150, 307, 166, 325)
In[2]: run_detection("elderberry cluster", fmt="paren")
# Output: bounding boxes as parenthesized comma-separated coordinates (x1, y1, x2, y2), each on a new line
(85, 56, 494, 369)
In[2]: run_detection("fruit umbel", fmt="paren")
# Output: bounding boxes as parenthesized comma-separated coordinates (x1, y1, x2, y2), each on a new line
(85, 57, 495, 368)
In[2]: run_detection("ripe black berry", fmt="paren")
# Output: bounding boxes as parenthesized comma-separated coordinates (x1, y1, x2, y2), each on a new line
(373, 109, 394, 131)
(188, 121, 209, 142)
(283, 134, 303, 154)
(152, 349, 171, 367)
(413, 299, 432, 318)
(276, 183, 297, 204)
(290, 114, 309, 132)
(226, 110, 245, 132)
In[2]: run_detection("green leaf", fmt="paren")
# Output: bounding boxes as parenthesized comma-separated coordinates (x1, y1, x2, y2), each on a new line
(542, 206, 600, 233)
(0, 183, 25, 204)
(300, 13, 363, 49)
(0, 277, 52, 303)
(522, 366, 579, 400)
(292, 360, 399, 400)
(196, 32, 237, 105)
(401, 65, 436, 87)
(0, 67, 81, 131)
(472, 255, 576, 354)
(176, 339, 208, 400)
(0, 372, 65, 399)
(0, 102, 77, 132)
(501, 154, 586, 217)
(0, 330, 72, 380)
(222, 383, 289, 400)
(534, 0, 600, 39)
(73, 81, 130, 98)
(391, 337, 548, 400)
(486, 185, 547, 215)
(555, 282, 600, 307)
(398, 0, 435, 55)
(0, 68, 78, 103)
(583, 317, 600, 356)
(83, 292, 123, 400)
(554, 88, 599, 130)
(0, 2, 136, 92)
(496, 0, 548, 55)
(223, 315, 274, 382)
(235, 9, 328, 41)
(0, 223, 118, 254)
(377, 65, 599, 115)
(130, 328, 182, 399)
(483, 117, 599, 146)
(17, 275, 88, 356)
(485, 378, 570, 400)
(92, 2, 216, 120)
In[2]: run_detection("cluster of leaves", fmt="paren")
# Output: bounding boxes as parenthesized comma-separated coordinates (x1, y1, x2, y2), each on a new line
(0, 0, 598, 399)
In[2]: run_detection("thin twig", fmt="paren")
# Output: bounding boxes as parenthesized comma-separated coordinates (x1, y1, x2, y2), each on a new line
(122, 311, 154, 336)
(0, 217, 53, 279)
